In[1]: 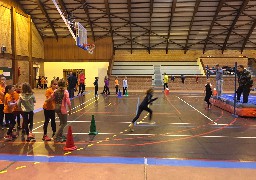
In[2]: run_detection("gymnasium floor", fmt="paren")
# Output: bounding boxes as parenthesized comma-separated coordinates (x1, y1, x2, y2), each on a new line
(1, 88, 256, 179)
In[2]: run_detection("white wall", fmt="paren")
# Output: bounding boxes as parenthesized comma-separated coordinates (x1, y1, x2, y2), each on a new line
(44, 62, 109, 87)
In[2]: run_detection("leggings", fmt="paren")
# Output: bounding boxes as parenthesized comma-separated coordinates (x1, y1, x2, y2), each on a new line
(5, 113, 15, 135)
(23, 111, 34, 135)
(0, 104, 4, 126)
(43, 109, 56, 135)
(132, 106, 152, 123)
(56, 112, 67, 138)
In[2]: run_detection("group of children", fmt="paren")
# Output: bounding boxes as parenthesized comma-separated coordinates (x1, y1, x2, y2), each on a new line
(0, 76, 71, 142)
(96, 76, 128, 97)
(0, 77, 36, 141)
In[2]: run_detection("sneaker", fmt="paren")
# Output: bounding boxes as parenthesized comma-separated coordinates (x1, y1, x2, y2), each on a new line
(4, 135, 13, 141)
(26, 137, 31, 142)
(128, 123, 134, 132)
(42, 135, 51, 141)
(52, 132, 56, 138)
(28, 132, 35, 138)
(11, 133, 18, 138)
(148, 121, 156, 125)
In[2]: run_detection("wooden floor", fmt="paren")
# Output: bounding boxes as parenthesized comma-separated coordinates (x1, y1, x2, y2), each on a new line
(0, 88, 256, 179)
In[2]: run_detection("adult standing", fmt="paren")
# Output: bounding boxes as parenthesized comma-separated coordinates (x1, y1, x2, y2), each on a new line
(77, 72, 86, 96)
(215, 64, 223, 97)
(68, 72, 77, 98)
(236, 65, 253, 103)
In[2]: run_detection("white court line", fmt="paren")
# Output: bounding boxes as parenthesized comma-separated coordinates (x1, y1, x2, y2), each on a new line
(211, 124, 229, 126)
(170, 123, 191, 125)
(164, 135, 190, 137)
(234, 137, 256, 139)
(177, 96, 218, 125)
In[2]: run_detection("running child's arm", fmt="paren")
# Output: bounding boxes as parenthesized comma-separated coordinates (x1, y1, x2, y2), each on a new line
(149, 97, 158, 104)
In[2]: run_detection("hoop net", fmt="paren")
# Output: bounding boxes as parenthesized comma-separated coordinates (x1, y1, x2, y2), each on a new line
(83, 44, 95, 54)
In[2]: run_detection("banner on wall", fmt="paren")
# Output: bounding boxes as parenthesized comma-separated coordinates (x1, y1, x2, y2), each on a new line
(0, 67, 12, 80)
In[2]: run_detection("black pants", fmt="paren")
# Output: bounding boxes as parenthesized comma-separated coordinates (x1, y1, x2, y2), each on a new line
(164, 83, 168, 90)
(123, 87, 127, 95)
(237, 85, 251, 103)
(13, 111, 23, 127)
(204, 97, 211, 108)
(132, 106, 152, 123)
(105, 86, 110, 95)
(78, 83, 85, 94)
(5, 113, 15, 135)
(95, 86, 98, 96)
(115, 85, 118, 94)
(0, 104, 4, 126)
(23, 111, 34, 135)
(68, 87, 75, 98)
(43, 109, 56, 135)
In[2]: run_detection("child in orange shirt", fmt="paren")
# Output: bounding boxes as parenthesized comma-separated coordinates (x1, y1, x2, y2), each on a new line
(114, 76, 119, 95)
(4, 85, 18, 141)
(42, 79, 57, 141)
(13, 84, 23, 130)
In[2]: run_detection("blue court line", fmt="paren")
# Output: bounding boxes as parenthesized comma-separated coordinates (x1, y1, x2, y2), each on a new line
(0, 154, 256, 169)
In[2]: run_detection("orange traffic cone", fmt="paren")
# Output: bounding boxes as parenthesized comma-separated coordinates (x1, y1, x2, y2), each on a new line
(63, 126, 77, 151)
(213, 88, 217, 96)
(164, 88, 169, 95)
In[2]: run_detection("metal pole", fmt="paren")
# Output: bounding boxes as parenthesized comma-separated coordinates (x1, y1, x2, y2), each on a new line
(233, 62, 238, 117)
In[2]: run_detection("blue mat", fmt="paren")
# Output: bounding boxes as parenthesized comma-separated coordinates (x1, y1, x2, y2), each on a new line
(212, 94, 256, 108)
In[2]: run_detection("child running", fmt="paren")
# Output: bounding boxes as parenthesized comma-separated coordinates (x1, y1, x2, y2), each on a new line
(42, 79, 58, 141)
(204, 79, 213, 109)
(4, 85, 18, 140)
(18, 83, 36, 142)
(128, 88, 158, 132)
(47, 79, 71, 142)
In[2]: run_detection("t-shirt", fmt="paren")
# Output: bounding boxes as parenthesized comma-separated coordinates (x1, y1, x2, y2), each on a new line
(43, 88, 55, 110)
(0, 85, 5, 104)
(4, 93, 15, 113)
(164, 75, 169, 83)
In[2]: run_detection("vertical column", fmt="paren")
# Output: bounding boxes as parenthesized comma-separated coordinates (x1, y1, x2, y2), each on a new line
(11, 7, 18, 84)
(28, 15, 33, 88)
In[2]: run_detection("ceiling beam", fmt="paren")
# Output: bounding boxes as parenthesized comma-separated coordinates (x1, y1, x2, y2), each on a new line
(148, 0, 154, 54)
(36, 0, 58, 40)
(203, 0, 225, 54)
(105, 0, 114, 53)
(221, 0, 250, 54)
(184, 0, 201, 54)
(166, 0, 177, 54)
(241, 20, 256, 53)
(81, 0, 95, 42)
(128, 0, 132, 54)
(57, 0, 68, 16)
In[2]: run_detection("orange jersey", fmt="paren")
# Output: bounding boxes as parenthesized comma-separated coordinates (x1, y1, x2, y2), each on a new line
(43, 88, 55, 110)
(115, 79, 119, 86)
(4, 93, 15, 113)
(0, 85, 5, 104)
(13, 91, 21, 111)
